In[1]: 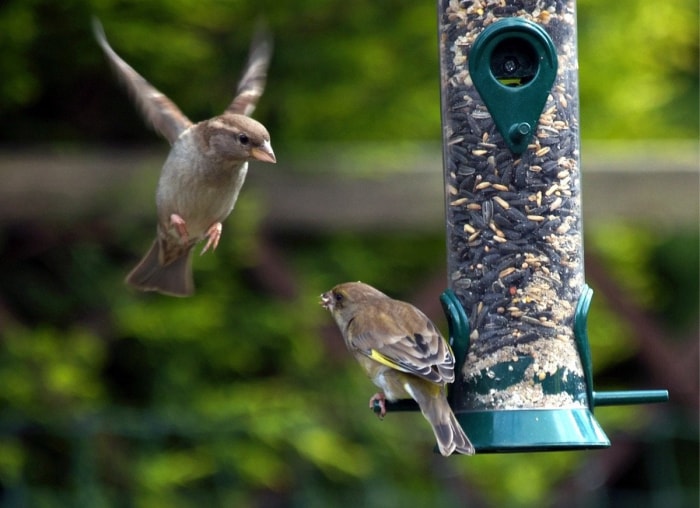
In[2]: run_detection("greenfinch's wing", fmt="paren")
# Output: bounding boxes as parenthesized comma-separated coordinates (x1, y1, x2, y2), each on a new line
(348, 299, 455, 384)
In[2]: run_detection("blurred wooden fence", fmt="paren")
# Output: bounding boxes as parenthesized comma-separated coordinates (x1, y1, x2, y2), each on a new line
(0, 141, 697, 230)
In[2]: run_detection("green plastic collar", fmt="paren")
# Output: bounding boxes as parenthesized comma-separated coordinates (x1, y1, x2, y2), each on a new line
(468, 17, 558, 153)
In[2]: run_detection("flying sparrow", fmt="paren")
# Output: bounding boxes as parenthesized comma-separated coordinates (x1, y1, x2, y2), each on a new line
(321, 282, 475, 456)
(93, 19, 276, 297)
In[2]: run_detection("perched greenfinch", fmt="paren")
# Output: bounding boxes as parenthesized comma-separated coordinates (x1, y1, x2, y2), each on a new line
(321, 281, 475, 456)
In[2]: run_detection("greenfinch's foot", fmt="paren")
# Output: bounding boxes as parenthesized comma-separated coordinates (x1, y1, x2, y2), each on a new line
(369, 392, 387, 419)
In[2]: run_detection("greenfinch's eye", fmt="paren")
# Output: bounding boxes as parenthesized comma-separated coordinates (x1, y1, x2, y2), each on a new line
(238, 133, 250, 145)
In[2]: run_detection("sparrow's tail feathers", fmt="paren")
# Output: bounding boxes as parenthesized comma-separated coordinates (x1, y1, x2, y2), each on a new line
(125, 240, 194, 297)
(417, 390, 476, 456)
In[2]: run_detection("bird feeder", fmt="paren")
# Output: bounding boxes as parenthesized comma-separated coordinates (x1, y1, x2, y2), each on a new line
(378, 0, 668, 453)
(436, 0, 668, 452)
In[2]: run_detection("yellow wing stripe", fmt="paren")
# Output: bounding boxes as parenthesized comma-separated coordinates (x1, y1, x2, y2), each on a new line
(367, 349, 412, 373)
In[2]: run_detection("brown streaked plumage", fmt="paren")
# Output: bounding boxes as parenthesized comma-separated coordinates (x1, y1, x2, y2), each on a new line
(321, 281, 475, 456)
(93, 19, 276, 297)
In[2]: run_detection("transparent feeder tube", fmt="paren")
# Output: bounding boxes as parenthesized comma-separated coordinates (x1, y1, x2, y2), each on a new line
(439, 1, 587, 411)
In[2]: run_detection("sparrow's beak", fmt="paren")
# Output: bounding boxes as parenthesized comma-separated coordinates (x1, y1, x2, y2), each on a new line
(320, 292, 333, 310)
(251, 140, 276, 163)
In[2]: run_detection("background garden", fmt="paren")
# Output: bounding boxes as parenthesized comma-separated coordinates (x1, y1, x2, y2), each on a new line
(0, 0, 697, 506)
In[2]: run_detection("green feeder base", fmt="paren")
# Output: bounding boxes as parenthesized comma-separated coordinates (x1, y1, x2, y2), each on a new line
(376, 286, 667, 454)
(454, 408, 610, 453)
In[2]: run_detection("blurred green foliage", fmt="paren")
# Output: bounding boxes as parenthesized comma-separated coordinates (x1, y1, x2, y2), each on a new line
(1, 197, 697, 506)
(0, 0, 697, 506)
(0, 0, 697, 145)
(578, 0, 699, 139)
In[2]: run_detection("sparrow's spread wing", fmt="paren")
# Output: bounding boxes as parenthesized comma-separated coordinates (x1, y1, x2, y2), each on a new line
(93, 19, 193, 144)
(226, 26, 272, 117)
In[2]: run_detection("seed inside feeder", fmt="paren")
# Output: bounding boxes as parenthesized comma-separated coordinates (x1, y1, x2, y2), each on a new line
(439, 0, 586, 411)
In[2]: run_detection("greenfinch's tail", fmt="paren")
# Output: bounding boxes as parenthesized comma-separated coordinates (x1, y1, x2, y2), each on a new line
(410, 383, 475, 456)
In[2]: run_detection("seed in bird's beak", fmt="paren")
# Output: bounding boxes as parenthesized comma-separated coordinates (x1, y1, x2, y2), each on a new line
(251, 140, 276, 163)
(320, 293, 332, 309)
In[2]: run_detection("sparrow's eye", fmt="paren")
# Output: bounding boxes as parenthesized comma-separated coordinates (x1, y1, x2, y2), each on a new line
(334, 292, 344, 303)
(238, 133, 250, 145)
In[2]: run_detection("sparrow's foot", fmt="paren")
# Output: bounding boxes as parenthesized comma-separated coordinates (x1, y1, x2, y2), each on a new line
(201, 222, 222, 254)
(369, 392, 387, 419)
(170, 214, 189, 243)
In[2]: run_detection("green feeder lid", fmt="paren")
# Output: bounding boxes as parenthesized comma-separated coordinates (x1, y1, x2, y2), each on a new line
(468, 17, 558, 154)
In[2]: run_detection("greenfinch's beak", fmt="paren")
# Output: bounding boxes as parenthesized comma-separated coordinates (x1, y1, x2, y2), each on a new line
(251, 140, 276, 163)
(320, 292, 333, 310)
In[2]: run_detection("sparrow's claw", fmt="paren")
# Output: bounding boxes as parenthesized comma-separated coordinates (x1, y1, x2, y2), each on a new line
(369, 392, 387, 419)
(200, 222, 222, 255)
(170, 214, 189, 243)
